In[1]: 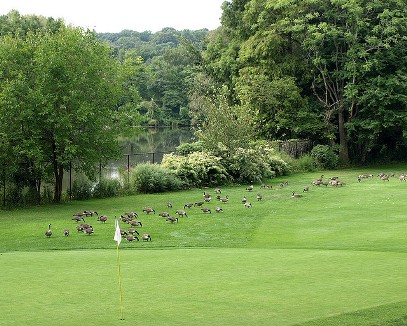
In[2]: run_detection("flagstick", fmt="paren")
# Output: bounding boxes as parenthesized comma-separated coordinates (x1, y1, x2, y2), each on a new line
(116, 241, 125, 320)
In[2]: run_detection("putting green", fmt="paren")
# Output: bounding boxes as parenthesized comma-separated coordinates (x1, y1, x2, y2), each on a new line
(1, 248, 406, 325)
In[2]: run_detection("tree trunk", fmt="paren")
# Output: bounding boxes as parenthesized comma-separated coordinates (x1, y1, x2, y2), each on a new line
(338, 108, 349, 164)
(54, 165, 64, 202)
(51, 139, 64, 202)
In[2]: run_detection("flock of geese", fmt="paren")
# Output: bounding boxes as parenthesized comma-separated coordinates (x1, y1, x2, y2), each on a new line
(45, 171, 406, 240)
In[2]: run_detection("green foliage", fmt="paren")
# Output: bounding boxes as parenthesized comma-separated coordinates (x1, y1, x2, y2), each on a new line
(130, 163, 184, 193)
(225, 142, 288, 183)
(310, 145, 339, 169)
(162, 152, 229, 187)
(175, 141, 204, 156)
(92, 179, 122, 198)
(284, 154, 318, 173)
(70, 179, 93, 200)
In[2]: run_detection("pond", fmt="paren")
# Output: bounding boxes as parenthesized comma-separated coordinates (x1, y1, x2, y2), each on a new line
(64, 127, 195, 188)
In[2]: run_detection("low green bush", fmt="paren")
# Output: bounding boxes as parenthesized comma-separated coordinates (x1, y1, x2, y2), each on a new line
(175, 141, 204, 156)
(71, 179, 93, 200)
(162, 152, 229, 187)
(310, 144, 338, 169)
(92, 179, 122, 198)
(130, 163, 184, 193)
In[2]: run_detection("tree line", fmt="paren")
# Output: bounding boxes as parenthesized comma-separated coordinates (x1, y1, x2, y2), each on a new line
(0, 1, 406, 204)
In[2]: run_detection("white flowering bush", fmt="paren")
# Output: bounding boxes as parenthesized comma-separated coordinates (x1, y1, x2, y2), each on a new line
(162, 152, 229, 187)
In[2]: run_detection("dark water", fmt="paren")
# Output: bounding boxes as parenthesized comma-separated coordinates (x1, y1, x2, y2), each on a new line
(64, 127, 195, 186)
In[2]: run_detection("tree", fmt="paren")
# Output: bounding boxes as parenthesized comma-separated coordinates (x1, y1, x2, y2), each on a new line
(0, 25, 123, 202)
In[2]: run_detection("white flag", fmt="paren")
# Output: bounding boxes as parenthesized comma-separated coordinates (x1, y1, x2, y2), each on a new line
(114, 218, 122, 246)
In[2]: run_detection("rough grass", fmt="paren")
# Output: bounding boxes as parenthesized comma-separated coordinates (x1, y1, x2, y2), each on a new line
(0, 164, 406, 325)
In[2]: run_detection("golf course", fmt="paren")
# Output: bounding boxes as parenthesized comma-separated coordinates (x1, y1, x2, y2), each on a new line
(1, 166, 406, 325)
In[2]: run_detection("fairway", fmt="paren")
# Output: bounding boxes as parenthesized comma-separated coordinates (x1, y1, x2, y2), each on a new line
(1, 167, 406, 325)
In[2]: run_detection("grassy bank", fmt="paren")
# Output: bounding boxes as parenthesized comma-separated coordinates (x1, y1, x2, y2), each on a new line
(0, 165, 406, 325)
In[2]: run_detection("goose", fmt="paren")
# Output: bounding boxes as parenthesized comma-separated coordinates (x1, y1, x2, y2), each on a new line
(194, 201, 204, 207)
(84, 210, 98, 217)
(219, 195, 229, 203)
(291, 192, 302, 198)
(167, 201, 173, 208)
(256, 194, 262, 201)
(303, 187, 309, 192)
(241, 196, 247, 204)
(244, 202, 252, 208)
(63, 229, 70, 236)
(201, 207, 211, 213)
(184, 203, 193, 209)
(166, 216, 179, 223)
(246, 185, 254, 191)
(175, 210, 188, 217)
(76, 225, 85, 232)
(128, 220, 142, 227)
(128, 228, 140, 235)
(143, 207, 155, 214)
(215, 207, 223, 213)
(72, 215, 85, 222)
(214, 188, 222, 194)
(125, 235, 139, 242)
(45, 224, 52, 238)
(84, 226, 94, 235)
(120, 215, 130, 223)
(125, 212, 138, 219)
(97, 215, 108, 223)
(159, 212, 170, 218)
(141, 234, 152, 241)
(203, 192, 212, 201)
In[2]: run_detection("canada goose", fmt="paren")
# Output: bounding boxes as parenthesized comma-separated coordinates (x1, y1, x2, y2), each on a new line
(261, 184, 272, 189)
(63, 229, 70, 236)
(97, 215, 108, 223)
(166, 216, 179, 223)
(72, 215, 85, 222)
(246, 185, 254, 191)
(159, 212, 170, 218)
(128, 228, 140, 235)
(291, 192, 302, 198)
(141, 234, 152, 241)
(380, 174, 389, 181)
(143, 207, 155, 214)
(219, 195, 229, 203)
(126, 235, 139, 242)
(175, 210, 188, 217)
(317, 175, 324, 182)
(120, 229, 128, 237)
(167, 201, 173, 208)
(76, 225, 85, 232)
(214, 188, 222, 194)
(203, 192, 212, 199)
(400, 174, 406, 182)
(244, 202, 252, 208)
(125, 212, 138, 219)
(194, 201, 204, 207)
(84, 226, 94, 235)
(45, 224, 52, 238)
(120, 215, 129, 223)
(303, 187, 309, 192)
(256, 194, 262, 201)
(81, 223, 91, 229)
(184, 203, 193, 209)
(201, 207, 211, 213)
(84, 210, 98, 217)
(215, 206, 223, 213)
(128, 220, 142, 227)
(241, 196, 247, 204)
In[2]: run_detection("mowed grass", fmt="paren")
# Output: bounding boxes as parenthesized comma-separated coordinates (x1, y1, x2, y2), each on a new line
(0, 164, 406, 325)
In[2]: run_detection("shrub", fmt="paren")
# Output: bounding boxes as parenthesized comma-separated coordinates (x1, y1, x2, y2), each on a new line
(287, 154, 318, 173)
(224, 143, 288, 183)
(162, 152, 229, 187)
(310, 144, 338, 169)
(175, 141, 204, 156)
(71, 179, 93, 200)
(92, 179, 122, 198)
(130, 163, 184, 193)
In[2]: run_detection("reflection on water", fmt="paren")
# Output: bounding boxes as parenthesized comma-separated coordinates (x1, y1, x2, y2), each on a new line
(63, 127, 195, 187)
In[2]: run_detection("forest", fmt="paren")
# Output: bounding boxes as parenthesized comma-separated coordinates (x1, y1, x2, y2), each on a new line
(0, 0, 406, 204)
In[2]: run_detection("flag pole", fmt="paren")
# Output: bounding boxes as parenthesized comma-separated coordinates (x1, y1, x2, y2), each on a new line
(116, 241, 125, 320)
(114, 218, 125, 320)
